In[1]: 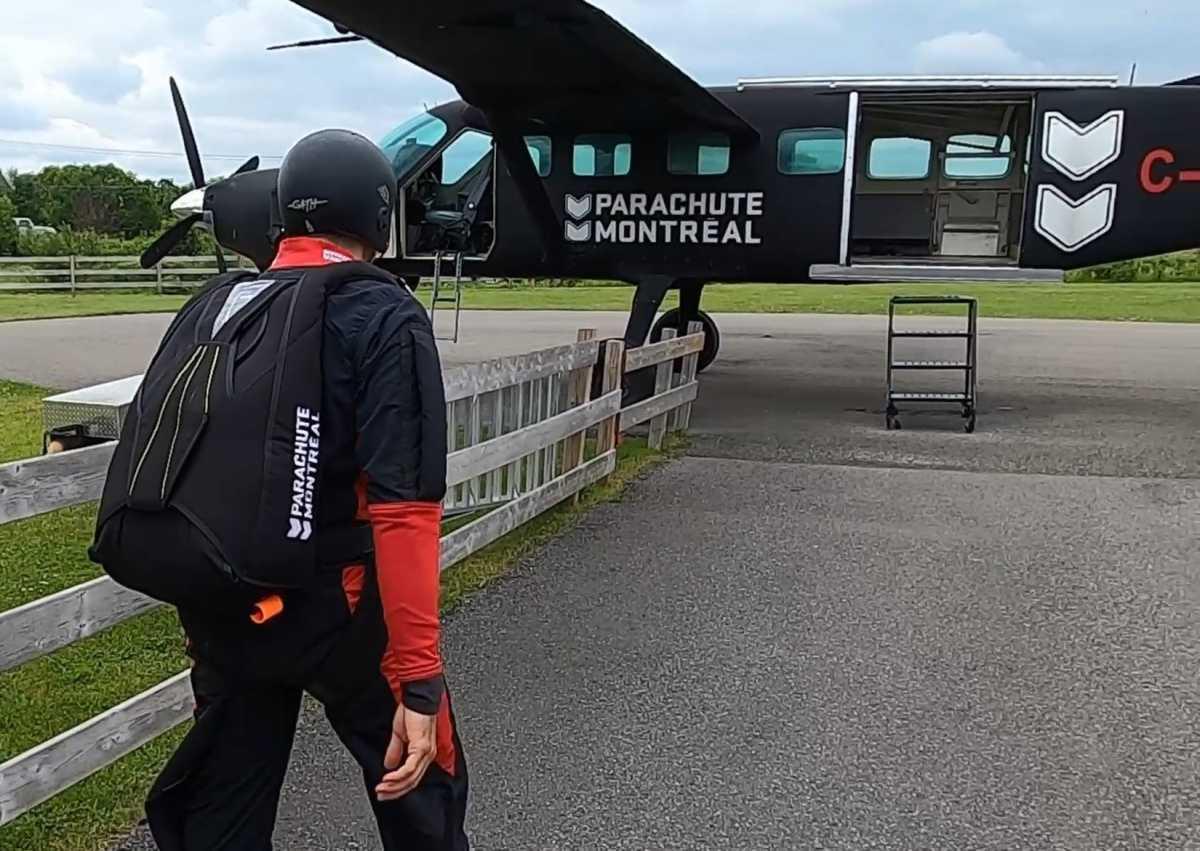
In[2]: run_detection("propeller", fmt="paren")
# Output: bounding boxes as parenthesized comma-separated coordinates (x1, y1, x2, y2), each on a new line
(170, 77, 204, 191)
(140, 213, 203, 269)
(140, 77, 262, 271)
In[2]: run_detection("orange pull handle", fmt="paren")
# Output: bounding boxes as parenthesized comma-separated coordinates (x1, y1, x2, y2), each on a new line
(250, 595, 284, 625)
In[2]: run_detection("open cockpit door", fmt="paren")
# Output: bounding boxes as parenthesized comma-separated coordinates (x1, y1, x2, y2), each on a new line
(1021, 85, 1200, 269)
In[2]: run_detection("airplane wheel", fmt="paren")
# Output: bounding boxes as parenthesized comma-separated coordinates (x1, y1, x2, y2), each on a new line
(650, 309, 720, 372)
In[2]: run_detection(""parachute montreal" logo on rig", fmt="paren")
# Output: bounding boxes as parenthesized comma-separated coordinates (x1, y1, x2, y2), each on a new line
(563, 192, 765, 246)
(288, 406, 320, 541)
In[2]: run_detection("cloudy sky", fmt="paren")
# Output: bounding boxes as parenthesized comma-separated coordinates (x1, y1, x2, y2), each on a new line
(0, 0, 1193, 182)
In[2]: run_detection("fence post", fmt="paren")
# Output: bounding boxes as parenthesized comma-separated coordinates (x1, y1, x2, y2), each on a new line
(155, 261, 163, 294)
(596, 339, 625, 465)
(677, 321, 703, 431)
(647, 327, 676, 449)
(566, 329, 597, 504)
(68, 255, 76, 295)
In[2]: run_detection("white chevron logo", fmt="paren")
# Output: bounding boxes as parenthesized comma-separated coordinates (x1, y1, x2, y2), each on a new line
(1034, 184, 1117, 252)
(287, 517, 312, 541)
(565, 194, 592, 220)
(564, 221, 592, 242)
(1042, 110, 1124, 181)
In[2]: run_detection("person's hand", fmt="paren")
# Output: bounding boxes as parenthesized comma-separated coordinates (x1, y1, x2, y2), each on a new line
(376, 704, 438, 801)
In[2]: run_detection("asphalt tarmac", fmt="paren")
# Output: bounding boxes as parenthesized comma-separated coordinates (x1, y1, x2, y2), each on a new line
(6, 309, 1194, 849)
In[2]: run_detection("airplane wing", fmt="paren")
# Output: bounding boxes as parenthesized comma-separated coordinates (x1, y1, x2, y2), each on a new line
(287, 0, 757, 139)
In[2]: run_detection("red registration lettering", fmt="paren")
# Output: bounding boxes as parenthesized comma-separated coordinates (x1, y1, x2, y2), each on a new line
(1140, 148, 1176, 194)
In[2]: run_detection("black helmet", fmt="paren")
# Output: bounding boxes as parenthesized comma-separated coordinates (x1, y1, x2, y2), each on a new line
(276, 128, 396, 254)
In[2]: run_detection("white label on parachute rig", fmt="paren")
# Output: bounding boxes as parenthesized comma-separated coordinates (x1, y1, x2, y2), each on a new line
(288, 406, 320, 541)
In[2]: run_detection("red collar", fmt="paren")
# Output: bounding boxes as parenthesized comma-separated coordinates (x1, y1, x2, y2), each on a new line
(269, 237, 356, 270)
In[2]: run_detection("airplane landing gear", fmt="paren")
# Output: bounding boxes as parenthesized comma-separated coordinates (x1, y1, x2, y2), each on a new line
(650, 308, 720, 373)
(621, 276, 674, 405)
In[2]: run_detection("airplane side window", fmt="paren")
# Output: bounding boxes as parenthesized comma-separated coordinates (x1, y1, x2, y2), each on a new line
(668, 133, 731, 176)
(440, 130, 494, 185)
(778, 128, 846, 175)
(574, 134, 632, 177)
(867, 137, 932, 180)
(944, 133, 1013, 180)
(525, 135, 552, 178)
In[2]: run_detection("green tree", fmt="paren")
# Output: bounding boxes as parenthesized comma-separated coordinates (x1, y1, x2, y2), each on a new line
(32, 164, 167, 237)
(9, 171, 43, 223)
(0, 195, 18, 255)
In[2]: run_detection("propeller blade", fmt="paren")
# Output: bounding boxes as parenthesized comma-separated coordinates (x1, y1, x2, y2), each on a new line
(232, 156, 260, 175)
(266, 34, 364, 50)
(140, 213, 202, 269)
(169, 77, 205, 190)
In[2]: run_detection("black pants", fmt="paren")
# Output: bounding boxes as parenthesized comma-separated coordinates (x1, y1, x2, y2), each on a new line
(145, 567, 469, 850)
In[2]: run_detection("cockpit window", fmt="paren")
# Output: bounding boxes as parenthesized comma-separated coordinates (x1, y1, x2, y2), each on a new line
(377, 113, 449, 179)
(525, 136, 552, 177)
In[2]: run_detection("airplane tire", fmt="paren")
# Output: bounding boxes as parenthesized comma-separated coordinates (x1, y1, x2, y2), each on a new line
(650, 309, 720, 372)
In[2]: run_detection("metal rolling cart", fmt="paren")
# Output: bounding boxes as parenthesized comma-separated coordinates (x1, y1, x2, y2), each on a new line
(885, 295, 978, 433)
(41, 375, 143, 451)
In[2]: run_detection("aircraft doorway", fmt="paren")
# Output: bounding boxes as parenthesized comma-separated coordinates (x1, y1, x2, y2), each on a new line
(401, 128, 497, 261)
(849, 96, 1033, 266)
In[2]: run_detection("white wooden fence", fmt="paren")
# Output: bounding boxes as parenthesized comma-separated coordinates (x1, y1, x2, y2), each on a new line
(0, 325, 703, 827)
(0, 255, 247, 293)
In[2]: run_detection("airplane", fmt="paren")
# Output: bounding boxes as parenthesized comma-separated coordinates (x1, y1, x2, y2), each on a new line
(143, 0, 1200, 388)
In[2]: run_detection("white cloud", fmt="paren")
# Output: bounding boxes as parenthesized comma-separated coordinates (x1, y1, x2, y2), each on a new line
(59, 61, 145, 105)
(913, 31, 1039, 75)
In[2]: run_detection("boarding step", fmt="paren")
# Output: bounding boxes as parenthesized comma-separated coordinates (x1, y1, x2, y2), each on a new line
(889, 392, 970, 402)
(890, 361, 971, 370)
(429, 250, 464, 343)
(885, 294, 978, 432)
(810, 262, 1063, 283)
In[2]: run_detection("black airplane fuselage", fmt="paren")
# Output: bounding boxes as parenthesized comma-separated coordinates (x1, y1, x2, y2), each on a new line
(199, 74, 1200, 371)
(374, 77, 1200, 287)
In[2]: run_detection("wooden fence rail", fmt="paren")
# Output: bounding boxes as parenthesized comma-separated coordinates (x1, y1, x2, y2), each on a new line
(0, 329, 703, 826)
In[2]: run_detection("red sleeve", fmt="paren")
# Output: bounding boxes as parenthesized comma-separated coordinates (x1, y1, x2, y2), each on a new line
(369, 501, 444, 685)
(344, 288, 448, 705)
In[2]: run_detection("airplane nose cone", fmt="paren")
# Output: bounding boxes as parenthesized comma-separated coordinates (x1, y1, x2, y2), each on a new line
(170, 186, 206, 219)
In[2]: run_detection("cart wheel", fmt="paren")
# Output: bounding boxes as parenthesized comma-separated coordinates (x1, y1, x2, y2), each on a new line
(964, 411, 976, 434)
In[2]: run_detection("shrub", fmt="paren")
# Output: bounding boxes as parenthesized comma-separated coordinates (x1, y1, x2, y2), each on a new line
(0, 196, 18, 255)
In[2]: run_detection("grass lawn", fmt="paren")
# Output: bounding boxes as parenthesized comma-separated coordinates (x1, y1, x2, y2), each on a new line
(0, 380, 49, 460)
(0, 375, 676, 851)
(2, 280, 1200, 324)
(0, 292, 190, 322)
